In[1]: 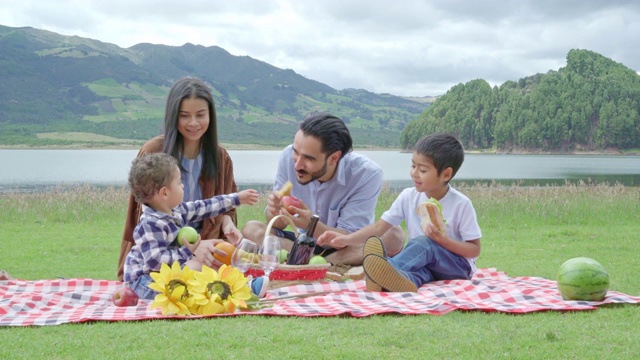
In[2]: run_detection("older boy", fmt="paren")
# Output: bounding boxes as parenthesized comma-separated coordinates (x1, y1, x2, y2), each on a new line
(318, 133, 482, 292)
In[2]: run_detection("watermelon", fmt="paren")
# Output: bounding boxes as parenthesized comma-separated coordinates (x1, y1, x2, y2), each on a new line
(557, 257, 609, 301)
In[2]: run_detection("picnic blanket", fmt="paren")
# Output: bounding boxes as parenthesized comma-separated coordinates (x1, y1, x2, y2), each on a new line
(1, 268, 639, 326)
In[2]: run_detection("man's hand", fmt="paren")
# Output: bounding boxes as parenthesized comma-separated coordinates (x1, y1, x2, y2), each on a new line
(266, 190, 283, 219)
(266, 189, 311, 230)
(279, 202, 311, 230)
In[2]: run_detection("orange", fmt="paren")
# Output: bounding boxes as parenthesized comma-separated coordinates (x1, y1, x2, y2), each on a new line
(214, 242, 236, 265)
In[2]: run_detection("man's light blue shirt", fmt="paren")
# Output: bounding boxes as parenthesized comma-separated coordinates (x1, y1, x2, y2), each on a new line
(274, 145, 383, 233)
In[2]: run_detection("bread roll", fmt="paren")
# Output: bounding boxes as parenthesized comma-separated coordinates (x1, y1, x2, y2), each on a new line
(416, 200, 445, 233)
(278, 181, 293, 197)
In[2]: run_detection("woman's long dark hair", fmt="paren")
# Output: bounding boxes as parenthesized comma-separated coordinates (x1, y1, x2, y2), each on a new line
(162, 77, 219, 180)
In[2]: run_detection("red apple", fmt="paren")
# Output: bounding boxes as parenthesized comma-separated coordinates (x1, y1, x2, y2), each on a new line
(281, 195, 303, 212)
(112, 287, 139, 307)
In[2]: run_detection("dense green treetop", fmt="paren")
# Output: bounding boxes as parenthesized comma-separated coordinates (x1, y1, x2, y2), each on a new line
(401, 49, 640, 152)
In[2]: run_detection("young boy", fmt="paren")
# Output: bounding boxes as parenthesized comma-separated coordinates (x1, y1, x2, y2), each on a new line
(124, 153, 260, 299)
(317, 133, 481, 292)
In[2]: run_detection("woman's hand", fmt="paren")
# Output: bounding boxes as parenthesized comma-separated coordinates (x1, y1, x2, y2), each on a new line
(181, 234, 202, 254)
(192, 239, 225, 269)
(222, 215, 242, 245)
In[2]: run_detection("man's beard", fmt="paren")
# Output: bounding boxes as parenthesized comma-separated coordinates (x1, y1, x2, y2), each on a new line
(296, 158, 329, 185)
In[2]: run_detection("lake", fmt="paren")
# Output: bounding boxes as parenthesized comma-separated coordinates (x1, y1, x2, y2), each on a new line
(1, 149, 640, 193)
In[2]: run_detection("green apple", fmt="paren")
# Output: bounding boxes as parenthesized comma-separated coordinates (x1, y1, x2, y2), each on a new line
(177, 226, 198, 246)
(308, 255, 327, 265)
(239, 250, 256, 262)
(276, 249, 289, 264)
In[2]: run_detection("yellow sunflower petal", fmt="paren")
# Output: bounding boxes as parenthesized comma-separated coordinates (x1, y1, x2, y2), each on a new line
(149, 271, 164, 285)
(221, 266, 240, 282)
(169, 261, 182, 277)
(223, 299, 237, 314)
(180, 266, 194, 282)
(231, 286, 252, 301)
(148, 282, 164, 293)
(230, 278, 249, 293)
(219, 264, 234, 278)
(150, 297, 168, 310)
(159, 262, 173, 277)
(177, 303, 192, 316)
(164, 301, 179, 315)
(203, 265, 220, 280)
(177, 263, 253, 315)
(169, 284, 186, 300)
(198, 300, 226, 315)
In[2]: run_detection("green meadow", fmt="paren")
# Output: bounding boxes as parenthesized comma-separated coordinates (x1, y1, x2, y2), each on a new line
(1, 183, 639, 359)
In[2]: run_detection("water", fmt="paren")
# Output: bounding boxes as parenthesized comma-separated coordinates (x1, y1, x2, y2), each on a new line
(1, 149, 639, 193)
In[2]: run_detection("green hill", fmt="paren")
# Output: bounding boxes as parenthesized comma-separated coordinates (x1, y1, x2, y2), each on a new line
(0, 25, 429, 148)
(3, 25, 637, 153)
(401, 49, 640, 152)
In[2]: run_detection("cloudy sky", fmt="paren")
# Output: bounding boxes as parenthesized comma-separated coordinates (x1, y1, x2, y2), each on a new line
(1, 0, 639, 96)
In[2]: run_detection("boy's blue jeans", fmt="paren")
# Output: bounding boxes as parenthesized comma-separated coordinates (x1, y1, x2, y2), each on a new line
(388, 236, 472, 288)
(129, 274, 159, 300)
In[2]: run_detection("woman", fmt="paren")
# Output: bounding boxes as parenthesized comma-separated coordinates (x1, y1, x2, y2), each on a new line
(117, 77, 240, 281)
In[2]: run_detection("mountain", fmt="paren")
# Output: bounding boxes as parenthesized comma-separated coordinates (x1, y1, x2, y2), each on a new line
(401, 49, 640, 152)
(0, 24, 430, 148)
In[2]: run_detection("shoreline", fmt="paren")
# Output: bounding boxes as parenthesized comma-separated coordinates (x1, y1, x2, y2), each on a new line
(0, 143, 638, 155)
(0, 143, 404, 152)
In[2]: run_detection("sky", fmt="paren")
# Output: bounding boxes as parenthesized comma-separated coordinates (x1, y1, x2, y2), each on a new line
(1, 0, 639, 97)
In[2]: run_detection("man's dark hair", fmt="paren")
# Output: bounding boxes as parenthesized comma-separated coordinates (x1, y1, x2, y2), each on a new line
(299, 112, 352, 158)
(414, 133, 464, 180)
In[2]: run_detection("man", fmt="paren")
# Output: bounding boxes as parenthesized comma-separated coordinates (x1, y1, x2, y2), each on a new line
(241, 111, 404, 265)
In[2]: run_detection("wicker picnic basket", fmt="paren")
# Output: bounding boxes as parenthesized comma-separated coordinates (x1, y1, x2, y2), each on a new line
(244, 215, 330, 288)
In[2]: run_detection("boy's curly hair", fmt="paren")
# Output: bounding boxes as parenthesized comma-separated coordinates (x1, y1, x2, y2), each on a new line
(128, 153, 178, 203)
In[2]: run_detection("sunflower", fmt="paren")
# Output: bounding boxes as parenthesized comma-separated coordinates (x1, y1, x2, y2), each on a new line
(148, 262, 196, 316)
(189, 264, 252, 315)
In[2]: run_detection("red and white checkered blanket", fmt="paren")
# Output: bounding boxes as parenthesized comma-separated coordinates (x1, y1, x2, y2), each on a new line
(1, 268, 638, 326)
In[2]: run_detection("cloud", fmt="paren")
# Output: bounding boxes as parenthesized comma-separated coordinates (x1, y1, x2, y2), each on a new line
(1, 0, 638, 96)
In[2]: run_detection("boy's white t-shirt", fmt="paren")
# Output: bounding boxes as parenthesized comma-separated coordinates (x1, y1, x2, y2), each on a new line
(380, 186, 482, 273)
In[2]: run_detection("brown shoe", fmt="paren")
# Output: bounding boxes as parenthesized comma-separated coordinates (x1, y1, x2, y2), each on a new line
(363, 255, 418, 293)
(363, 237, 386, 291)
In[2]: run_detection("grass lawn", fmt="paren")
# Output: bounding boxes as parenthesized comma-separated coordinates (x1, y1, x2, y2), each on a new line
(1, 183, 639, 359)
